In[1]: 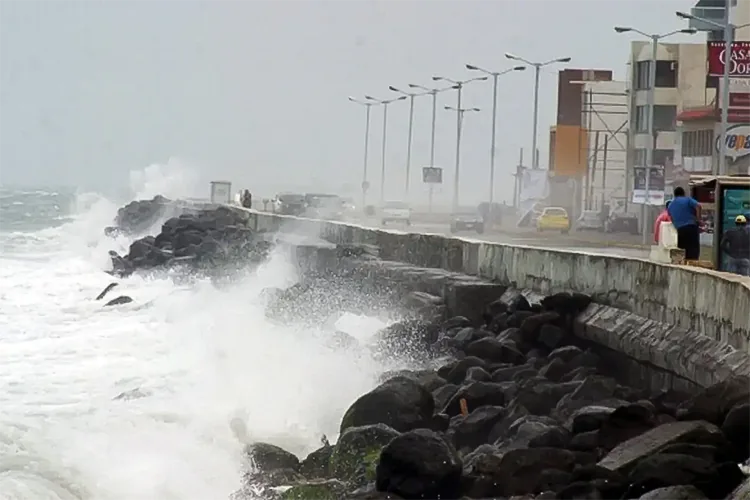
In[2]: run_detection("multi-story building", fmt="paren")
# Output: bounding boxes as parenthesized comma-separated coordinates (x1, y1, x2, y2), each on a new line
(626, 41, 717, 206)
(547, 68, 613, 217)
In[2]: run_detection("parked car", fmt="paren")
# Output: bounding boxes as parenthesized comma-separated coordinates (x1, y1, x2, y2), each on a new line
(575, 210, 605, 231)
(381, 201, 411, 226)
(450, 212, 485, 234)
(536, 207, 571, 233)
(605, 212, 639, 234)
(272, 193, 306, 216)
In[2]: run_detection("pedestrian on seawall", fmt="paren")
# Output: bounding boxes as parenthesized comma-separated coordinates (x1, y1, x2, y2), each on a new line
(667, 186, 702, 260)
(721, 214, 750, 276)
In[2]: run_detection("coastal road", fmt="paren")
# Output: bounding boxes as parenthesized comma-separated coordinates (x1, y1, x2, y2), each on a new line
(346, 218, 651, 259)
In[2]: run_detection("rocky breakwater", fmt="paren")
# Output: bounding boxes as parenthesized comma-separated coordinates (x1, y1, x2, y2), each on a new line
(106, 197, 271, 277)
(237, 291, 750, 500)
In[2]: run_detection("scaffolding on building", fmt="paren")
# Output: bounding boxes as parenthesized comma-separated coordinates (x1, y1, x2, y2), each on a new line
(580, 87, 630, 212)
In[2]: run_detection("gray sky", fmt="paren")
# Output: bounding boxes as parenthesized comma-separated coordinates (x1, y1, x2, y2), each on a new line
(1, 0, 697, 205)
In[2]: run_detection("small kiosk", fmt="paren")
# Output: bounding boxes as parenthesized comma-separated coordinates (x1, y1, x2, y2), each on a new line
(689, 175, 750, 270)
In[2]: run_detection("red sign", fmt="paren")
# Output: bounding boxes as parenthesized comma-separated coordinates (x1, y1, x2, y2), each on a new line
(729, 92, 750, 107)
(707, 42, 750, 78)
(729, 108, 750, 123)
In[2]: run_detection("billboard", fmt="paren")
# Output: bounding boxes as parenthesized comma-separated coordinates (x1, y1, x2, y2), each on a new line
(716, 124, 750, 160)
(422, 167, 443, 184)
(210, 181, 232, 204)
(707, 41, 750, 78)
(552, 125, 588, 176)
(631, 166, 665, 205)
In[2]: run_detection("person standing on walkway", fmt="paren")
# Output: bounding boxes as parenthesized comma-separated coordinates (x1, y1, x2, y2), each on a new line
(653, 200, 672, 244)
(720, 215, 750, 276)
(667, 187, 702, 260)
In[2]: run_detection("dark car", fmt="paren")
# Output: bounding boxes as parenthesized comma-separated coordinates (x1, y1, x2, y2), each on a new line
(450, 212, 485, 234)
(303, 193, 344, 220)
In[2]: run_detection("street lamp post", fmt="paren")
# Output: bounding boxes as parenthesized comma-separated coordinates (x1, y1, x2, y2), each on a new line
(365, 94, 407, 206)
(444, 105, 481, 211)
(614, 26, 696, 245)
(465, 64, 526, 206)
(504, 53, 571, 169)
(433, 75, 488, 212)
(389, 86, 430, 199)
(348, 97, 374, 209)
(408, 83, 460, 212)
(676, 11, 750, 175)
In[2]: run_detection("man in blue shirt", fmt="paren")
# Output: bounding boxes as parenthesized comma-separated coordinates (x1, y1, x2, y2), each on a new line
(667, 186, 702, 260)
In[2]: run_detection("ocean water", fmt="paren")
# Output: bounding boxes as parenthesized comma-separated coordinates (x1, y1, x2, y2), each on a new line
(0, 164, 395, 500)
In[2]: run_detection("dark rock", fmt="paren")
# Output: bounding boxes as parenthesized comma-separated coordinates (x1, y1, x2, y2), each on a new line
(536, 468, 573, 493)
(469, 447, 578, 497)
(441, 316, 472, 331)
(465, 337, 526, 365)
(625, 453, 745, 499)
(511, 380, 582, 416)
(556, 481, 605, 499)
(443, 382, 506, 417)
(432, 384, 459, 410)
(554, 376, 619, 418)
(677, 375, 750, 425)
(340, 376, 434, 433)
(637, 485, 708, 499)
(299, 445, 333, 479)
(507, 293, 532, 313)
(537, 323, 567, 350)
(95, 282, 118, 300)
(541, 291, 591, 315)
(379, 369, 446, 392)
(376, 429, 462, 500)
(464, 366, 492, 382)
(507, 310, 535, 328)
(112, 195, 173, 235)
(519, 312, 560, 340)
(280, 479, 349, 499)
(245, 442, 300, 472)
(104, 295, 133, 307)
(570, 430, 600, 452)
(548, 345, 583, 364)
(487, 312, 509, 333)
(438, 356, 490, 384)
(491, 363, 535, 383)
(721, 402, 749, 462)
(528, 425, 571, 449)
(539, 357, 568, 382)
(597, 403, 657, 451)
(329, 424, 400, 485)
(448, 405, 507, 451)
(371, 319, 439, 361)
(569, 405, 617, 434)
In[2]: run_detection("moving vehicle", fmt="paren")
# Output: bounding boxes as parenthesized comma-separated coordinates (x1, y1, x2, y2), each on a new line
(272, 193, 306, 216)
(536, 207, 571, 233)
(450, 212, 485, 234)
(575, 210, 605, 232)
(381, 201, 411, 226)
(304, 193, 344, 220)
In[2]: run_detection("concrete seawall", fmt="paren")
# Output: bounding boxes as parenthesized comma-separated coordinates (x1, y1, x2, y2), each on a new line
(228, 207, 750, 388)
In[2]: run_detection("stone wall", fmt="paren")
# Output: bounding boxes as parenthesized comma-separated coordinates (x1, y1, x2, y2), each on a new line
(236, 208, 750, 351)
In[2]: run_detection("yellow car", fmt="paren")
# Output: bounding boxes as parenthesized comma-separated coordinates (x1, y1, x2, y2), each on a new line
(536, 207, 571, 234)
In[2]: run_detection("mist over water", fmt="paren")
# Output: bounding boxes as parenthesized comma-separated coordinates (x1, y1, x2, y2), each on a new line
(0, 162, 397, 500)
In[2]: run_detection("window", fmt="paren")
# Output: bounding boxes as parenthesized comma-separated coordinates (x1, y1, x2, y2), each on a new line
(634, 148, 674, 167)
(654, 105, 677, 131)
(634, 61, 650, 90)
(654, 61, 677, 88)
(634, 60, 677, 89)
(635, 105, 649, 132)
(682, 129, 715, 157)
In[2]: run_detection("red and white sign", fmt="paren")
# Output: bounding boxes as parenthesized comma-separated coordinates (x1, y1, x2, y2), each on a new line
(729, 92, 750, 107)
(707, 42, 750, 78)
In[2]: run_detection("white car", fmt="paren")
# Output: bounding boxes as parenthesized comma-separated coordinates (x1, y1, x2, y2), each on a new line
(381, 201, 411, 226)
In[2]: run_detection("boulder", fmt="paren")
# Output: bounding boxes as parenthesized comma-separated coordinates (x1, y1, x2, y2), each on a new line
(721, 402, 749, 462)
(339, 376, 434, 433)
(245, 442, 300, 473)
(376, 429, 463, 499)
(448, 405, 507, 451)
(442, 381, 507, 417)
(637, 485, 708, 499)
(677, 375, 750, 425)
(329, 424, 400, 485)
(299, 444, 333, 479)
(104, 295, 133, 307)
(465, 337, 526, 365)
(280, 479, 349, 500)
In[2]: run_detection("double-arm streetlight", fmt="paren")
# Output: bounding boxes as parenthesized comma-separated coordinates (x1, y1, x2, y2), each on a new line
(676, 11, 750, 176)
(389, 85, 430, 199)
(505, 53, 571, 169)
(365, 94, 407, 206)
(614, 26, 696, 244)
(444, 105, 481, 211)
(466, 64, 526, 205)
(348, 96, 375, 208)
(433, 75, 488, 212)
